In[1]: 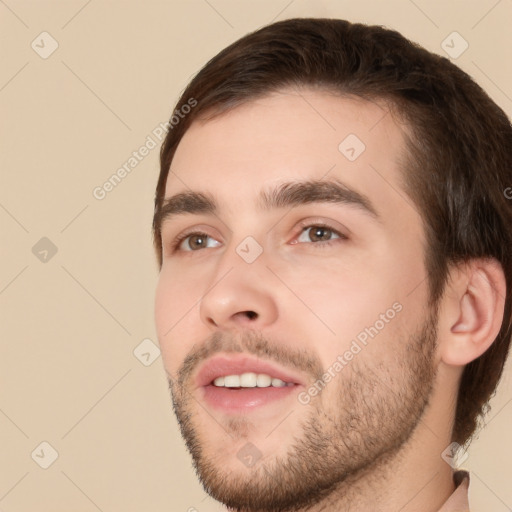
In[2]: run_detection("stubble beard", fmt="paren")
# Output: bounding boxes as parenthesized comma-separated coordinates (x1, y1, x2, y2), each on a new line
(169, 312, 438, 512)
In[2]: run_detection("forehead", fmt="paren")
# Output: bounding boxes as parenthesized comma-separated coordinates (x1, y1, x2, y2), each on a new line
(165, 88, 416, 223)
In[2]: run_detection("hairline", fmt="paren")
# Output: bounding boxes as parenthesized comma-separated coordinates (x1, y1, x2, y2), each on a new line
(153, 87, 417, 253)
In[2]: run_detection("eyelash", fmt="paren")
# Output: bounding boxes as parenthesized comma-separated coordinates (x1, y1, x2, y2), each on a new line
(294, 222, 347, 248)
(170, 229, 212, 252)
(169, 222, 347, 254)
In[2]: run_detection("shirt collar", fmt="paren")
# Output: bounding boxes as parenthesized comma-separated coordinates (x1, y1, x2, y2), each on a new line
(437, 470, 470, 512)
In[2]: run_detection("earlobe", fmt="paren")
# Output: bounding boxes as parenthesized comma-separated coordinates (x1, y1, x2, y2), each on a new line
(439, 259, 506, 367)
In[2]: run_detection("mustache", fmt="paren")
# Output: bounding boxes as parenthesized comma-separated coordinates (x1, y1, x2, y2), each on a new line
(174, 330, 324, 390)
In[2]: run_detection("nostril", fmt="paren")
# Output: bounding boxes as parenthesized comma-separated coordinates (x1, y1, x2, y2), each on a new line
(244, 311, 258, 320)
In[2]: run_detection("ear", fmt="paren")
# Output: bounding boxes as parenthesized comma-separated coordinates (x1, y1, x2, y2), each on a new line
(437, 258, 506, 366)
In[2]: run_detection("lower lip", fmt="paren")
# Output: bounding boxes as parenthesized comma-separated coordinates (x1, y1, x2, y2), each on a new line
(202, 384, 300, 412)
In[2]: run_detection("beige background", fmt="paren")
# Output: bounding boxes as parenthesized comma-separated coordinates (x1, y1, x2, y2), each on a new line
(1, 1, 511, 511)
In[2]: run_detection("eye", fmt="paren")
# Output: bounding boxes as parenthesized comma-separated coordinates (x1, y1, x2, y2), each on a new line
(177, 233, 221, 251)
(296, 225, 343, 244)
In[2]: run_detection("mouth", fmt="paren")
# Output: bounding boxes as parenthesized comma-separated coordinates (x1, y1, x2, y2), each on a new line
(195, 355, 305, 412)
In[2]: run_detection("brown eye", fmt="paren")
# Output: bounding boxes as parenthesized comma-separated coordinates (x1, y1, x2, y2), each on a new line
(309, 226, 333, 242)
(297, 225, 341, 244)
(178, 233, 221, 251)
(188, 234, 207, 250)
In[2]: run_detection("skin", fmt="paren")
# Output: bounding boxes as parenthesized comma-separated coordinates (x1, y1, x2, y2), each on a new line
(154, 88, 505, 511)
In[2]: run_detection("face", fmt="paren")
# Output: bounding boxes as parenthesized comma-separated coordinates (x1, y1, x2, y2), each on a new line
(155, 89, 438, 511)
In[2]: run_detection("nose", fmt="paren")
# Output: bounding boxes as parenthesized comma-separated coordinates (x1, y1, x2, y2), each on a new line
(199, 255, 278, 330)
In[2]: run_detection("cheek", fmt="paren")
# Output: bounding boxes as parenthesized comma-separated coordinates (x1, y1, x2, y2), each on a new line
(155, 265, 202, 374)
(279, 260, 397, 340)
(277, 245, 426, 357)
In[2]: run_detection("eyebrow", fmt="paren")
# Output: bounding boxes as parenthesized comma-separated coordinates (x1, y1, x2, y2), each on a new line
(155, 179, 379, 231)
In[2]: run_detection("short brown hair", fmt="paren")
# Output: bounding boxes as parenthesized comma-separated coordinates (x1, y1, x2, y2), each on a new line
(153, 18, 512, 445)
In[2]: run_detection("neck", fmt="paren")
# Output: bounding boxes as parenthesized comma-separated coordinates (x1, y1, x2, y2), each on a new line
(229, 367, 460, 512)
(298, 433, 456, 512)
(297, 368, 459, 512)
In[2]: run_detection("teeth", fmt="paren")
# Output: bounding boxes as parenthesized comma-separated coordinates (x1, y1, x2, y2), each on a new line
(224, 375, 240, 387)
(240, 372, 257, 387)
(256, 374, 271, 387)
(213, 376, 225, 386)
(212, 372, 291, 388)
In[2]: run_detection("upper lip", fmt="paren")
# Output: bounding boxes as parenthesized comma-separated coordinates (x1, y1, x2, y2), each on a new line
(195, 354, 306, 388)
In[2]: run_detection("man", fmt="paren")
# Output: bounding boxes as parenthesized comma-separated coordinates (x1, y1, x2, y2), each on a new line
(152, 18, 512, 512)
